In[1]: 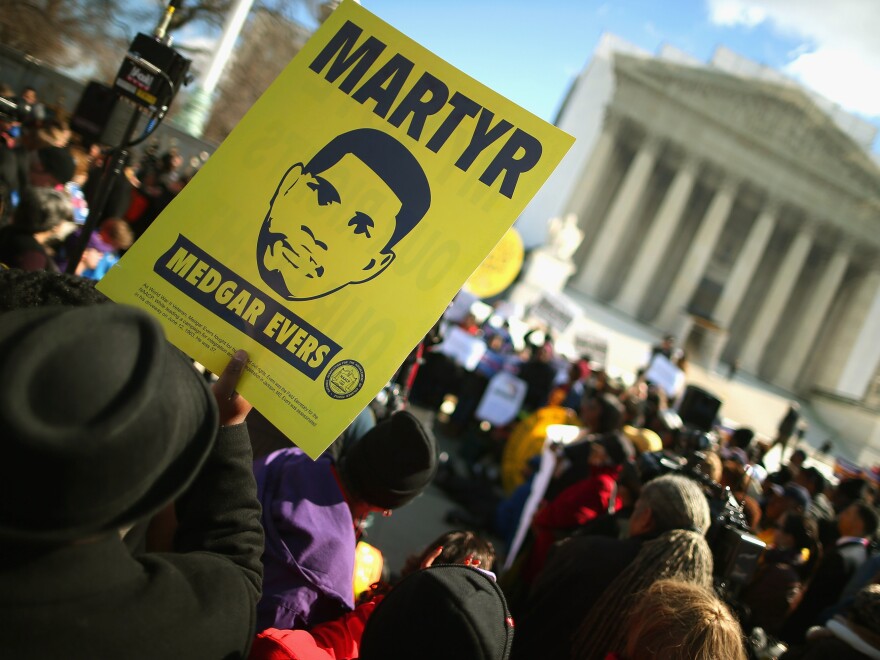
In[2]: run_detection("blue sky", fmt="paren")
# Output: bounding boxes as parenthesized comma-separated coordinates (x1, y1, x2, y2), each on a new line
(361, 0, 803, 123)
(172, 0, 880, 151)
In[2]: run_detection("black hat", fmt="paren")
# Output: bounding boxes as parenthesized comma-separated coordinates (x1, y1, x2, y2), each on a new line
(359, 565, 514, 660)
(596, 431, 635, 466)
(338, 410, 436, 509)
(0, 304, 218, 543)
(37, 146, 76, 184)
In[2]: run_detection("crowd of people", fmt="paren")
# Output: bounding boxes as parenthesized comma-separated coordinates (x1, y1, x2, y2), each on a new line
(407, 305, 880, 659)
(0, 84, 197, 277)
(2, 83, 880, 660)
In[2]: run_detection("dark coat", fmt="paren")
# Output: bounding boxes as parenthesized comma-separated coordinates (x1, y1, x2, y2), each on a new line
(741, 558, 805, 634)
(782, 539, 869, 644)
(0, 225, 56, 271)
(510, 534, 646, 660)
(0, 424, 264, 659)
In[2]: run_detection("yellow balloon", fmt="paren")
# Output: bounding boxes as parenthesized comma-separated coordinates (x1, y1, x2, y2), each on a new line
(464, 227, 524, 298)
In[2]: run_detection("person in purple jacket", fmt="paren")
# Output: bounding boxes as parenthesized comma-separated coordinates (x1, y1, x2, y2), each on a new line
(253, 409, 437, 632)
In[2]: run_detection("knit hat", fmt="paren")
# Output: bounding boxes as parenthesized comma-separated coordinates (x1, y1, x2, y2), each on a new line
(0, 304, 218, 542)
(596, 431, 635, 466)
(338, 409, 437, 509)
(640, 474, 712, 534)
(37, 146, 76, 184)
(359, 565, 514, 660)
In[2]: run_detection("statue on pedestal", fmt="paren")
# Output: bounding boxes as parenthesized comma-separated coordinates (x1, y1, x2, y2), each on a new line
(509, 214, 583, 307)
(545, 213, 583, 261)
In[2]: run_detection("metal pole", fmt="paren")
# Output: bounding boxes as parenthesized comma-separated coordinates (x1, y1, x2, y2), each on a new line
(176, 0, 255, 137)
(64, 108, 141, 274)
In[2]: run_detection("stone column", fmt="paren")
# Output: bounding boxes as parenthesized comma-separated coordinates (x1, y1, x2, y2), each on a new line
(563, 115, 619, 220)
(775, 243, 850, 390)
(616, 155, 699, 317)
(834, 270, 880, 400)
(573, 133, 661, 297)
(813, 268, 880, 399)
(655, 176, 738, 331)
(703, 201, 779, 369)
(738, 225, 814, 375)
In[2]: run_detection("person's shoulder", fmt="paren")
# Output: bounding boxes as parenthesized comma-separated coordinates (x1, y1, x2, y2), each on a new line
(837, 541, 869, 562)
(261, 445, 309, 462)
(556, 531, 632, 558)
(255, 446, 317, 480)
(256, 447, 341, 501)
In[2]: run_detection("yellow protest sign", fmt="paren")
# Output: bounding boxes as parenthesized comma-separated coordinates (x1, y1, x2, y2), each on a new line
(98, 0, 574, 458)
(464, 227, 524, 298)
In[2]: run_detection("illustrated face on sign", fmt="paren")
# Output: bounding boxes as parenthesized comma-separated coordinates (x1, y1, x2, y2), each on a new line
(258, 128, 431, 301)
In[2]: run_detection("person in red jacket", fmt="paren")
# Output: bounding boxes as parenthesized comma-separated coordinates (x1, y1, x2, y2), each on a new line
(523, 431, 634, 583)
(250, 596, 382, 660)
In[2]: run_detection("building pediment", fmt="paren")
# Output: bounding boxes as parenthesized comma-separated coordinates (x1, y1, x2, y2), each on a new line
(614, 55, 880, 203)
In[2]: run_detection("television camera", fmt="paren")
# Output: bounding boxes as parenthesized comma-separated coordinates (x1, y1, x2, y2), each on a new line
(639, 428, 766, 601)
(64, 0, 192, 274)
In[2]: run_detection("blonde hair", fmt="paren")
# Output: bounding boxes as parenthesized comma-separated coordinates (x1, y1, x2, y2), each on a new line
(623, 579, 746, 660)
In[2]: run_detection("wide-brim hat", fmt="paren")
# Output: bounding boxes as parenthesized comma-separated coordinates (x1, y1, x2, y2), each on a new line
(0, 304, 218, 543)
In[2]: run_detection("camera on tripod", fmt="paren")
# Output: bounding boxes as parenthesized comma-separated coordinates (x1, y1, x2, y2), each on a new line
(65, 0, 194, 275)
(113, 33, 192, 114)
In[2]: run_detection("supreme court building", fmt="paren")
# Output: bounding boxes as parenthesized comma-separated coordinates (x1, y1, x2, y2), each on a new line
(517, 35, 880, 463)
